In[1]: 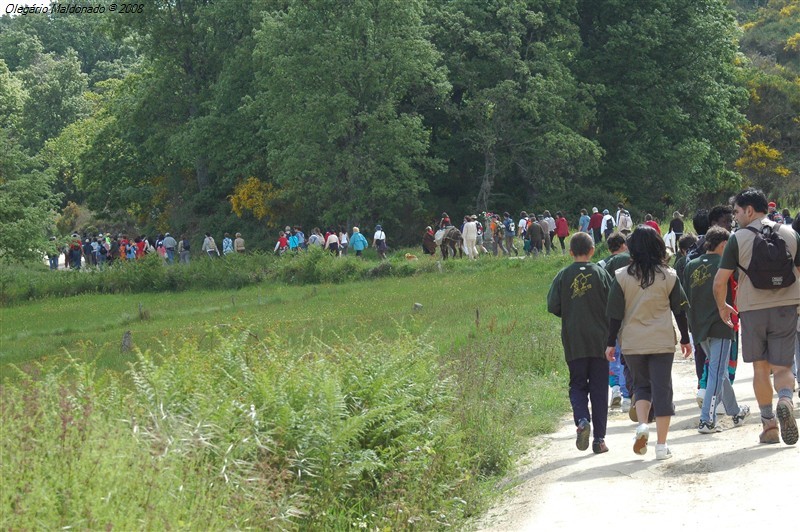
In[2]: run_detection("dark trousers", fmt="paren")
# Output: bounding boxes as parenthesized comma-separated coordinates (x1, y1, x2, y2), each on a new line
(693, 342, 707, 386)
(567, 357, 609, 440)
(591, 228, 601, 244)
(625, 353, 675, 417)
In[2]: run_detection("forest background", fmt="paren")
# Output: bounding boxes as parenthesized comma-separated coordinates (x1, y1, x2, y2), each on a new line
(1, 0, 798, 261)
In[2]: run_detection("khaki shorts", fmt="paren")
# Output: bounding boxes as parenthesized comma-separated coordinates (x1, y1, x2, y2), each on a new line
(739, 305, 798, 366)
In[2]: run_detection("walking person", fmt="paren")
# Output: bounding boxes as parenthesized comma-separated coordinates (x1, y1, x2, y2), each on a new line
(222, 232, 234, 256)
(462, 215, 479, 260)
(548, 232, 614, 454)
(669, 211, 684, 242)
(684, 226, 750, 433)
(350, 227, 369, 257)
(202, 232, 219, 258)
(601, 209, 616, 241)
(589, 207, 603, 244)
(555, 211, 570, 254)
(598, 232, 632, 411)
(713, 187, 799, 445)
(234, 232, 245, 254)
(578, 209, 590, 234)
(339, 228, 349, 256)
(503, 212, 518, 256)
(162, 232, 177, 264)
(606, 225, 692, 459)
(178, 234, 191, 264)
(373, 225, 388, 260)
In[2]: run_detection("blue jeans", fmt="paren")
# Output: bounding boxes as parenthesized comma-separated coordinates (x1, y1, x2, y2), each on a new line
(608, 341, 629, 398)
(793, 330, 799, 383)
(166, 249, 175, 264)
(48, 256, 59, 270)
(700, 338, 740, 424)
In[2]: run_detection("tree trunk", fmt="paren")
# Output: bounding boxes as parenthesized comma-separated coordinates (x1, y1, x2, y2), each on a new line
(476, 148, 496, 213)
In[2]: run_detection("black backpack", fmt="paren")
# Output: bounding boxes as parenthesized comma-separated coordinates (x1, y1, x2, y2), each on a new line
(737, 224, 796, 289)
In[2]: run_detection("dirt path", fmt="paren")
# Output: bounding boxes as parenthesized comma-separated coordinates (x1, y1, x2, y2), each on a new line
(475, 353, 799, 531)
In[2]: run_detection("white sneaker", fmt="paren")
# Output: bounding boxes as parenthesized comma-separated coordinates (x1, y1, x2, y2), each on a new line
(610, 385, 622, 408)
(621, 398, 631, 413)
(696, 388, 705, 408)
(655, 444, 672, 460)
(732, 405, 750, 428)
(633, 423, 649, 455)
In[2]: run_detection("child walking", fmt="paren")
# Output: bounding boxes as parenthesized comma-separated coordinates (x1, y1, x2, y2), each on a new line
(548, 232, 614, 453)
(683, 226, 750, 433)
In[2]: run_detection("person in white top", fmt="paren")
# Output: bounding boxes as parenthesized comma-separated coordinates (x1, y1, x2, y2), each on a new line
(462, 215, 479, 260)
(373, 225, 388, 260)
(324, 231, 340, 254)
(601, 209, 616, 241)
(338, 229, 349, 256)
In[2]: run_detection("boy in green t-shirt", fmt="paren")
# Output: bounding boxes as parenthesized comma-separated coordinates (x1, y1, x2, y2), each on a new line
(547, 232, 614, 453)
(684, 226, 750, 433)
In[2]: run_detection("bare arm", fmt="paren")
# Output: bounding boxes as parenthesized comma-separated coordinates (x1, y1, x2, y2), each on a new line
(713, 267, 735, 328)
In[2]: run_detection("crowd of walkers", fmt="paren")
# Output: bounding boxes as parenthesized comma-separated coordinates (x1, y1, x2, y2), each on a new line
(48, 224, 392, 270)
(548, 188, 800, 459)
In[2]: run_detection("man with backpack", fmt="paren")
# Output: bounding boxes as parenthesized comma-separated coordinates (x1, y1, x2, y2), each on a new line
(714, 187, 800, 446)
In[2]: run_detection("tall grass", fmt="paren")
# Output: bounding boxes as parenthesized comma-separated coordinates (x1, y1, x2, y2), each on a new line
(1, 326, 564, 529)
(0, 247, 482, 305)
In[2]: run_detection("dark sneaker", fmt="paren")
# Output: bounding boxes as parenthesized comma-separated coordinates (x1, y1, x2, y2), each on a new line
(759, 416, 780, 444)
(576, 418, 591, 451)
(776, 399, 798, 445)
(629, 396, 638, 422)
(592, 439, 609, 454)
(697, 421, 721, 434)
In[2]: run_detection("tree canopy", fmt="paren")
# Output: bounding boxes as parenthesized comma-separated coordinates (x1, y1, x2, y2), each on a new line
(0, 0, 793, 260)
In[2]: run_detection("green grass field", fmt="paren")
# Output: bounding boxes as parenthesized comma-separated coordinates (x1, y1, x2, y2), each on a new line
(1, 250, 575, 529)
(1, 252, 571, 374)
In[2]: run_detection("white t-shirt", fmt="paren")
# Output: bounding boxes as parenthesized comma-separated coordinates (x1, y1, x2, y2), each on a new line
(374, 231, 386, 241)
(518, 218, 528, 234)
(602, 214, 615, 232)
(339, 232, 348, 244)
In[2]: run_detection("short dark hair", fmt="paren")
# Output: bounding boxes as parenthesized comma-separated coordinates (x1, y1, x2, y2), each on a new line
(708, 204, 733, 225)
(570, 232, 594, 256)
(678, 233, 698, 252)
(704, 226, 730, 252)
(733, 187, 768, 214)
(692, 209, 710, 236)
(645, 214, 653, 221)
(606, 232, 627, 253)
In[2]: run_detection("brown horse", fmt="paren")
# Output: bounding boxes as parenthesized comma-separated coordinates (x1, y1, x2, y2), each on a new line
(440, 226, 464, 259)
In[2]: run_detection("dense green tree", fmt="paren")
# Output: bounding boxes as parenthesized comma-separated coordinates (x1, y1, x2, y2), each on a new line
(576, 0, 748, 212)
(430, 0, 602, 214)
(15, 49, 91, 152)
(254, 0, 450, 231)
(0, 60, 60, 263)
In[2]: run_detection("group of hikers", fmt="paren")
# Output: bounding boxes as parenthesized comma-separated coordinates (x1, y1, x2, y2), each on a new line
(48, 224, 391, 269)
(272, 225, 386, 259)
(547, 187, 800, 459)
(426, 205, 696, 260)
(51, 232, 203, 269)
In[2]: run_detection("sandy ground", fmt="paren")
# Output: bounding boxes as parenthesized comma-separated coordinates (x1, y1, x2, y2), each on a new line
(474, 353, 799, 532)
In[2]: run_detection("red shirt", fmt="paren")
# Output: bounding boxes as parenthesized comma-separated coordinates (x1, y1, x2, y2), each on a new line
(588, 213, 603, 230)
(278, 236, 288, 249)
(555, 217, 570, 238)
(136, 240, 146, 257)
(644, 220, 661, 235)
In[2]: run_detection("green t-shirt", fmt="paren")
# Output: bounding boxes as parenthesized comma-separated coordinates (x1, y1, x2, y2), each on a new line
(602, 251, 630, 276)
(683, 253, 733, 342)
(547, 262, 612, 361)
(673, 254, 689, 286)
